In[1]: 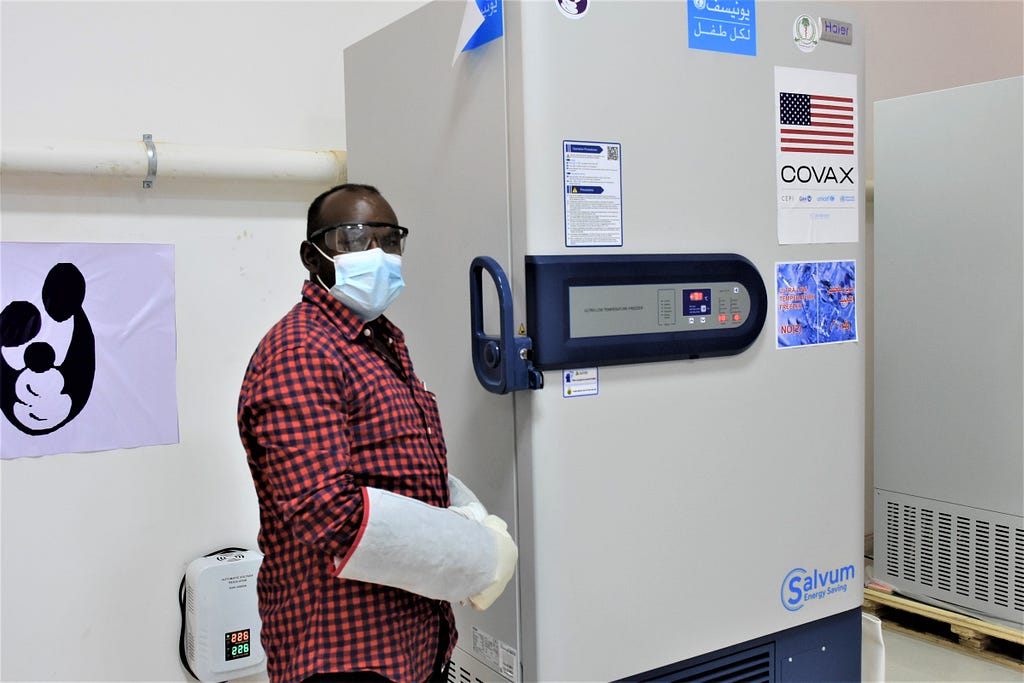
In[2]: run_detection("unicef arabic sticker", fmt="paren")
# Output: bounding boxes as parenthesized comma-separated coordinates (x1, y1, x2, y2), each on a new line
(687, 0, 756, 56)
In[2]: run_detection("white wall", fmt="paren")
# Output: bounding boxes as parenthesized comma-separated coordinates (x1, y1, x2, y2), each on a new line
(1, 1, 1020, 681)
(0, 3, 425, 681)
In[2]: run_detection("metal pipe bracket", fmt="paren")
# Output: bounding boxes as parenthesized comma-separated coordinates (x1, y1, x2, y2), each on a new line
(142, 133, 157, 188)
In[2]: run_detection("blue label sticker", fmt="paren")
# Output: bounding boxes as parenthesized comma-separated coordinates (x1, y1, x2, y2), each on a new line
(687, 0, 756, 56)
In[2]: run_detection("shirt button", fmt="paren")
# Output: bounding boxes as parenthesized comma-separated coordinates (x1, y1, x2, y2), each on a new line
(363, 329, 372, 337)
(427, 427, 433, 434)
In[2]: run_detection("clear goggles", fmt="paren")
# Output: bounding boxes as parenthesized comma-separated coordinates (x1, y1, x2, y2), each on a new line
(309, 221, 409, 255)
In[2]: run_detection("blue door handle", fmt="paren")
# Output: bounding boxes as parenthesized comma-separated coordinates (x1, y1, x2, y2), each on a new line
(469, 256, 543, 394)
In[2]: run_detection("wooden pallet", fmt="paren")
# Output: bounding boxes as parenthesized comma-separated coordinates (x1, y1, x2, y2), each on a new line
(863, 587, 1024, 672)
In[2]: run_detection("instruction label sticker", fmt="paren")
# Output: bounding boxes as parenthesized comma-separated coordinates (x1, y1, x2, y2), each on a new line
(564, 141, 623, 247)
(776, 261, 857, 348)
(688, 0, 756, 56)
(563, 368, 599, 397)
(775, 67, 859, 244)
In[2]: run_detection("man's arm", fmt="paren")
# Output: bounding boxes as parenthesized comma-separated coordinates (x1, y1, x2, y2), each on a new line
(245, 344, 363, 558)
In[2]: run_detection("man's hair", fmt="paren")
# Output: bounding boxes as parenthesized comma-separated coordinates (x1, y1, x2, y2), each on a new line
(306, 183, 381, 238)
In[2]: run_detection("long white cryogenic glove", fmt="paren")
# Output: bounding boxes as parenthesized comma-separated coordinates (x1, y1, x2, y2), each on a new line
(469, 514, 519, 611)
(334, 487, 510, 604)
(448, 473, 488, 523)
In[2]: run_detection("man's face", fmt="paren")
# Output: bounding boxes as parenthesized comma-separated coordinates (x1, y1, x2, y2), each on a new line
(302, 190, 400, 286)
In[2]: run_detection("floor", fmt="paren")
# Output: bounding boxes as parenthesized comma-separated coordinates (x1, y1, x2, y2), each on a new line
(882, 628, 1023, 682)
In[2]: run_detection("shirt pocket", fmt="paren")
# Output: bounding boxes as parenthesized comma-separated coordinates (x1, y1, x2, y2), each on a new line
(408, 375, 446, 447)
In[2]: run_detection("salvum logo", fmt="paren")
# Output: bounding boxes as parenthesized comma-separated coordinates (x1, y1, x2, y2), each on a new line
(781, 564, 856, 611)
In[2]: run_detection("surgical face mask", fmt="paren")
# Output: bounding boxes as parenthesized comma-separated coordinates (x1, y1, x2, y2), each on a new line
(313, 245, 405, 321)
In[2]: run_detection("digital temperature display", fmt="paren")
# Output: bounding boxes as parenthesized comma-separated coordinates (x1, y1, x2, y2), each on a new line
(682, 288, 712, 316)
(225, 629, 251, 661)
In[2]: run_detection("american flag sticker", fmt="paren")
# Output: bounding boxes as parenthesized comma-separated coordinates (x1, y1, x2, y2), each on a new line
(779, 91, 855, 154)
(774, 66, 859, 245)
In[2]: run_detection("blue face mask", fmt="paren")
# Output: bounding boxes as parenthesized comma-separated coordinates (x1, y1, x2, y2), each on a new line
(314, 245, 405, 321)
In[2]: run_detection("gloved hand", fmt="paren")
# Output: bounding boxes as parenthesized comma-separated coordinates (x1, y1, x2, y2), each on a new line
(469, 514, 518, 611)
(448, 474, 488, 523)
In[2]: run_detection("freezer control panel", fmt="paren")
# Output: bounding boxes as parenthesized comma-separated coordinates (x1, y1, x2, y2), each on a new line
(569, 281, 752, 338)
(526, 254, 767, 369)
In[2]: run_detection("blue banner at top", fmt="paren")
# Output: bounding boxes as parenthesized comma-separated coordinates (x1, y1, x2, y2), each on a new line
(566, 144, 603, 154)
(687, 0, 756, 57)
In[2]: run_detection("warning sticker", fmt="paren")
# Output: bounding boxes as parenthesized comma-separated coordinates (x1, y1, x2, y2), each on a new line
(562, 368, 599, 398)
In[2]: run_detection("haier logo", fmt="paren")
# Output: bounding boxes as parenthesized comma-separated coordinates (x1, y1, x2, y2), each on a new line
(780, 165, 854, 184)
(780, 564, 856, 611)
(820, 17, 853, 46)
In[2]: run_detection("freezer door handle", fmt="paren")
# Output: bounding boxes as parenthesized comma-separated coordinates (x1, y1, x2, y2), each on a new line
(469, 256, 543, 394)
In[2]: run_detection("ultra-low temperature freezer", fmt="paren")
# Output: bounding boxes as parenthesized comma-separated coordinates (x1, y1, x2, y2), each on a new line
(345, 2, 866, 680)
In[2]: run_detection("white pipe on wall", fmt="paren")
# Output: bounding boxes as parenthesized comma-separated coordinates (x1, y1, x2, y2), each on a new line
(1, 139, 870, 202)
(1, 139, 347, 185)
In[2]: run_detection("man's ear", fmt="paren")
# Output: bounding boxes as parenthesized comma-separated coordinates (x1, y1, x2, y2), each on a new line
(301, 241, 335, 288)
(299, 240, 320, 275)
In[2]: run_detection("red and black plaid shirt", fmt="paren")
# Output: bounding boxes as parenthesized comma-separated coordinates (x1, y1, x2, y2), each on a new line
(237, 281, 455, 683)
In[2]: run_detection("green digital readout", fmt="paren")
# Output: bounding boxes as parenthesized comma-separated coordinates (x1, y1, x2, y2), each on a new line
(225, 629, 251, 660)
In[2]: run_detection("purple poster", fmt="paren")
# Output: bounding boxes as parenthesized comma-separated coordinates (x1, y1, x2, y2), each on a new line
(1, 242, 178, 459)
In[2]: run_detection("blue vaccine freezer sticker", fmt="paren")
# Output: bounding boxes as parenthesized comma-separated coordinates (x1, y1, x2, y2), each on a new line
(688, 0, 756, 56)
(776, 260, 857, 348)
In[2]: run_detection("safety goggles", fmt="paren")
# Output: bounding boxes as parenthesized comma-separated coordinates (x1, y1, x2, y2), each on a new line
(309, 221, 409, 255)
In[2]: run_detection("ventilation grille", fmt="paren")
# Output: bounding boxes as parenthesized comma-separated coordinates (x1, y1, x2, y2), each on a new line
(655, 644, 773, 683)
(446, 664, 484, 683)
(882, 499, 1024, 618)
(447, 647, 494, 683)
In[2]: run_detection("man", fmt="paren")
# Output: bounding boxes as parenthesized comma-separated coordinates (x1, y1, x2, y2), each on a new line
(238, 183, 517, 683)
